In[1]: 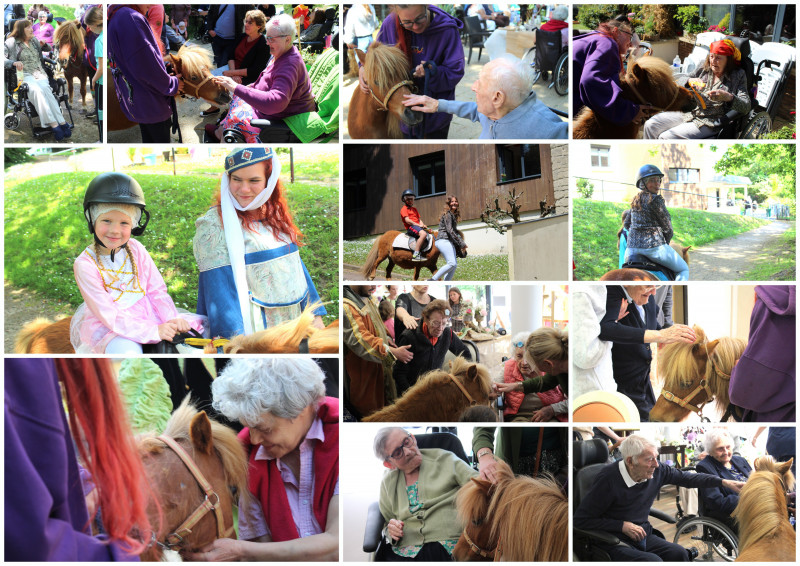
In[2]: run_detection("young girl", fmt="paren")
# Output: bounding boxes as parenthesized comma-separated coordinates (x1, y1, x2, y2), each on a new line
(84, 6, 103, 138)
(71, 172, 206, 354)
(430, 195, 466, 281)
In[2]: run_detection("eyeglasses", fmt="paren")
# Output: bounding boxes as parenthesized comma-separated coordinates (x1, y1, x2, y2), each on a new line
(400, 10, 429, 29)
(387, 434, 414, 460)
(265, 34, 289, 42)
(427, 319, 448, 329)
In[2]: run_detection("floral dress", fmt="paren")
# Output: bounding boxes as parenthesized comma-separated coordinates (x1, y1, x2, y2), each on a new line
(391, 482, 457, 558)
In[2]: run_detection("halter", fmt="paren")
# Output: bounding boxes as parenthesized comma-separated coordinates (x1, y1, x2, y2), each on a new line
(658, 341, 720, 419)
(181, 74, 215, 100)
(461, 528, 496, 560)
(625, 75, 682, 113)
(447, 373, 478, 406)
(368, 79, 415, 112)
(153, 435, 234, 550)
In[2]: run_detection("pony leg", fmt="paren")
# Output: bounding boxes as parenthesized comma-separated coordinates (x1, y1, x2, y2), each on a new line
(413, 266, 420, 280)
(80, 75, 88, 107)
(385, 259, 394, 280)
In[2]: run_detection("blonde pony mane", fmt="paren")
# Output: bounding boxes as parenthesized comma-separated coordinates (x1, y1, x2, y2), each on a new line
(416, 356, 493, 399)
(364, 41, 411, 93)
(54, 19, 84, 50)
(658, 325, 708, 390)
(175, 44, 213, 79)
(222, 304, 339, 354)
(732, 470, 794, 553)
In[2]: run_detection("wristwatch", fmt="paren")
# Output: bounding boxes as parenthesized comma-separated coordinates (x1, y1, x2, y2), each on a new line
(476, 448, 493, 460)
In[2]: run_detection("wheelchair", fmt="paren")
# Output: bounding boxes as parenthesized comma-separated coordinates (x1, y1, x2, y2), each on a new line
(523, 28, 568, 96)
(4, 51, 74, 138)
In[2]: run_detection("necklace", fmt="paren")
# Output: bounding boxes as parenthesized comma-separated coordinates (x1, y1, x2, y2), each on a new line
(88, 249, 145, 302)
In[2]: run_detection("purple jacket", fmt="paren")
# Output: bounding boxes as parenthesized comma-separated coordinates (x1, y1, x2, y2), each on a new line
(32, 22, 54, 45)
(108, 6, 178, 123)
(377, 5, 464, 135)
(729, 285, 795, 422)
(4, 359, 138, 561)
(233, 46, 315, 120)
(573, 32, 638, 125)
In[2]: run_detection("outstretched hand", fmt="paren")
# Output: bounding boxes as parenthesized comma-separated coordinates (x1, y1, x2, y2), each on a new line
(402, 94, 438, 113)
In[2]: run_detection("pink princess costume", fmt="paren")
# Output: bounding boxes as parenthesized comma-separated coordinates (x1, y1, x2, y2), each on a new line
(70, 238, 206, 353)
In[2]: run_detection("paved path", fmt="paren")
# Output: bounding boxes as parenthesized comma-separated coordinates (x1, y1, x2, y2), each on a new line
(688, 220, 793, 280)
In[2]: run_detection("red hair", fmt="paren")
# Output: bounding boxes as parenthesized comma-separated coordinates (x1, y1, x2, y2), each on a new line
(214, 160, 304, 245)
(56, 359, 157, 555)
(392, 12, 414, 67)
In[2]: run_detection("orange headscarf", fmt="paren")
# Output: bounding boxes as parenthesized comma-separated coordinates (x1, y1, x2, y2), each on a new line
(710, 39, 741, 65)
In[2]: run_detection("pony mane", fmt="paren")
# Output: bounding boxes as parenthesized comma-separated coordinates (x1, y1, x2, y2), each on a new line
(658, 325, 708, 390)
(222, 304, 338, 353)
(138, 398, 249, 503)
(54, 19, 84, 50)
(456, 459, 514, 527)
(364, 41, 411, 93)
(753, 455, 796, 491)
(175, 44, 213, 79)
(703, 336, 745, 415)
(416, 356, 493, 399)
(625, 57, 675, 98)
(732, 470, 792, 552)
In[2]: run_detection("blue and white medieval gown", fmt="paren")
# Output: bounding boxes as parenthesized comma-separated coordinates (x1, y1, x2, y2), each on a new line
(193, 208, 326, 338)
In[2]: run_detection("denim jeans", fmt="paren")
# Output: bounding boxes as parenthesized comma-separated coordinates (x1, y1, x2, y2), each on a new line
(625, 243, 689, 281)
(430, 239, 457, 281)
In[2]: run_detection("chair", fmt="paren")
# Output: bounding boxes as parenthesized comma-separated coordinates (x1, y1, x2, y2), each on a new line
(673, 490, 739, 560)
(297, 7, 337, 54)
(362, 432, 470, 559)
(523, 28, 568, 96)
(464, 15, 491, 64)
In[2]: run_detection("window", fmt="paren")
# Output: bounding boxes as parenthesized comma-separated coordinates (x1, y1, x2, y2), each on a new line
(344, 168, 367, 210)
(496, 144, 541, 183)
(410, 152, 447, 197)
(590, 145, 611, 168)
(668, 168, 700, 183)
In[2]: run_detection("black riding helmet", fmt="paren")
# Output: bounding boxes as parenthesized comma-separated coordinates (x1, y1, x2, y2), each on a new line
(84, 173, 150, 260)
(636, 164, 664, 190)
(401, 189, 415, 202)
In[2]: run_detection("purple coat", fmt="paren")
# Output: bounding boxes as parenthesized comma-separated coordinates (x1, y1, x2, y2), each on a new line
(376, 5, 464, 135)
(108, 6, 179, 123)
(573, 31, 638, 125)
(4, 359, 138, 561)
(233, 46, 315, 120)
(729, 285, 796, 422)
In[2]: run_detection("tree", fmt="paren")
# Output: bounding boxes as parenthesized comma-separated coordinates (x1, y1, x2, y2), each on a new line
(714, 144, 796, 204)
(4, 148, 34, 169)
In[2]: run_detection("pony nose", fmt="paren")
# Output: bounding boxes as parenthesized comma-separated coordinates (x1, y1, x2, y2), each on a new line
(681, 92, 698, 112)
(404, 108, 423, 125)
(217, 90, 232, 105)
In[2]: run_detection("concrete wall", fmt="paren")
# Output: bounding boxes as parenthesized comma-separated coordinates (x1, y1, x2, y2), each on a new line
(551, 143, 569, 212)
(507, 213, 569, 280)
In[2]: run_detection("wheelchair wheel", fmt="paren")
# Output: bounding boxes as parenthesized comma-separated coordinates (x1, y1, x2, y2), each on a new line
(523, 46, 541, 85)
(673, 516, 738, 561)
(554, 51, 568, 96)
(741, 111, 772, 139)
(5, 113, 20, 130)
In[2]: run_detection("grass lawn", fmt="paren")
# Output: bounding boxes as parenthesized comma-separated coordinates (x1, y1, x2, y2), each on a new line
(741, 225, 796, 281)
(5, 171, 339, 323)
(342, 239, 510, 280)
(573, 199, 770, 280)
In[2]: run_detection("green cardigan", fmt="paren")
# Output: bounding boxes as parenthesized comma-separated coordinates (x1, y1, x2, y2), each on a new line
(379, 448, 477, 548)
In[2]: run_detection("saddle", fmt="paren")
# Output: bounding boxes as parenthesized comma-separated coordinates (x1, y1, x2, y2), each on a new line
(622, 253, 677, 281)
(392, 233, 434, 254)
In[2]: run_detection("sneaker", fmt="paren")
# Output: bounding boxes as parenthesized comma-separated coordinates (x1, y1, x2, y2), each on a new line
(201, 107, 220, 117)
(52, 125, 64, 141)
(412, 251, 424, 262)
(62, 124, 72, 138)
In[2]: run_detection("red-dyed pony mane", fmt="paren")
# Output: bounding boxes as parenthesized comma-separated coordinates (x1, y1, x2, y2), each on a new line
(56, 359, 156, 555)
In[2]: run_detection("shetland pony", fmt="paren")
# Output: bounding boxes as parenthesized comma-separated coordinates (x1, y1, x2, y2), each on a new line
(138, 398, 249, 560)
(347, 42, 422, 139)
(360, 230, 442, 281)
(733, 457, 796, 562)
(454, 459, 568, 561)
(362, 358, 493, 422)
(573, 57, 697, 139)
(54, 20, 90, 109)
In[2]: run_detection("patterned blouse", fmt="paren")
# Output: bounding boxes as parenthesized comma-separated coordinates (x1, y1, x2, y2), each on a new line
(684, 66, 750, 129)
(391, 481, 457, 558)
(435, 211, 466, 249)
(625, 192, 674, 250)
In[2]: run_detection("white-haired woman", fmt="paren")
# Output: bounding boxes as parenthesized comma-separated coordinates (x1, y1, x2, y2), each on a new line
(496, 327, 569, 402)
(209, 13, 316, 143)
(695, 430, 751, 530)
(187, 358, 339, 561)
(373, 427, 477, 561)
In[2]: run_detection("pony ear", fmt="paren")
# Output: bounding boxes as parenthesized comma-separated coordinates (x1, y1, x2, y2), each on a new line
(630, 61, 646, 81)
(777, 458, 793, 474)
(467, 364, 478, 381)
(355, 49, 367, 65)
(470, 476, 493, 493)
(705, 339, 720, 357)
(189, 411, 215, 456)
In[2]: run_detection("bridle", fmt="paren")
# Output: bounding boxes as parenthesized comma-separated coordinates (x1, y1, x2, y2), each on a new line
(151, 435, 233, 551)
(367, 79, 415, 112)
(446, 372, 478, 406)
(624, 69, 682, 113)
(461, 527, 496, 560)
(181, 73, 215, 100)
(658, 342, 731, 420)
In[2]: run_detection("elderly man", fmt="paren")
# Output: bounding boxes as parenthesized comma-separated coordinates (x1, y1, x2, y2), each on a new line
(599, 285, 697, 421)
(343, 285, 413, 419)
(402, 55, 567, 139)
(575, 435, 744, 562)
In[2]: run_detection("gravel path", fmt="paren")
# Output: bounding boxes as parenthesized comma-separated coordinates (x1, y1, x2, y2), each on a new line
(688, 220, 793, 281)
(4, 281, 73, 353)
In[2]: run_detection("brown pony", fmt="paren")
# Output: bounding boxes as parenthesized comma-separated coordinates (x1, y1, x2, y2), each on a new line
(573, 57, 697, 139)
(347, 42, 422, 138)
(454, 459, 568, 562)
(733, 456, 796, 562)
(137, 399, 249, 560)
(362, 357, 493, 422)
(53, 20, 90, 109)
(650, 327, 745, 422)
(360, 230, 441, 280)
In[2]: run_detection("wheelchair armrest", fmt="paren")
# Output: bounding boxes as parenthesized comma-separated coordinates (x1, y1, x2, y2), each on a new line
(249, 119, 273, 129)
(574, 527, 621, 546)
(363, 501, 386, 553)
(718, 108, 741, 126)
(649, 508, 676, 524)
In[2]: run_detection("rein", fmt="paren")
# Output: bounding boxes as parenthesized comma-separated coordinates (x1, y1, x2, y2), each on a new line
(625, 77, 681, 112)
(462, 528, 496, 560)
(153, 435, 233, 550)
(446, 373, 478, 406)
(368, 79, 415, 111)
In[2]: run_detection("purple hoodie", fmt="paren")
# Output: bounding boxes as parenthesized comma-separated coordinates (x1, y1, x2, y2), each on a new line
(108, 6, 178, 123)
(729, 285, 795, 422)
(377, 5, 464, 135)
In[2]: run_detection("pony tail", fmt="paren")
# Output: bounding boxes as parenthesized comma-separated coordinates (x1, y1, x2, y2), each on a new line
(56, 359, 156, 555)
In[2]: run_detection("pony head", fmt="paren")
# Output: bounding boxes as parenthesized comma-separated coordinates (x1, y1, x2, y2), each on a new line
(172, 44, 232, 106)
(54, 19, 84, 64)
(624, 57, 698, 113)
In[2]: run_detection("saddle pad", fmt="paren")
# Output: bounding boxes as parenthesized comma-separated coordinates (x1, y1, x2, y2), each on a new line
(392, 233, 434, 253)
(623, 254, 676, 281)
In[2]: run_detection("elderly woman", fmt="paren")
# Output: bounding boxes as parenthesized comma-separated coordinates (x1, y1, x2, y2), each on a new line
(503, 332, 567, 422)
(31, 11, 54, 45)
(393, 299, 471, 396)
(403, 55, 567, 139)
(695, 430, 751, 530)
(496, 327, 569, 400)
(188, 358, 338, 562)
(644, 39, 750, 139)
(193, 147, 326, 339)
(539, 5, 570, 48)
(209, 13, 316, 143)
(374, 427, 477, 561)
(4, 19, 71, 140)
